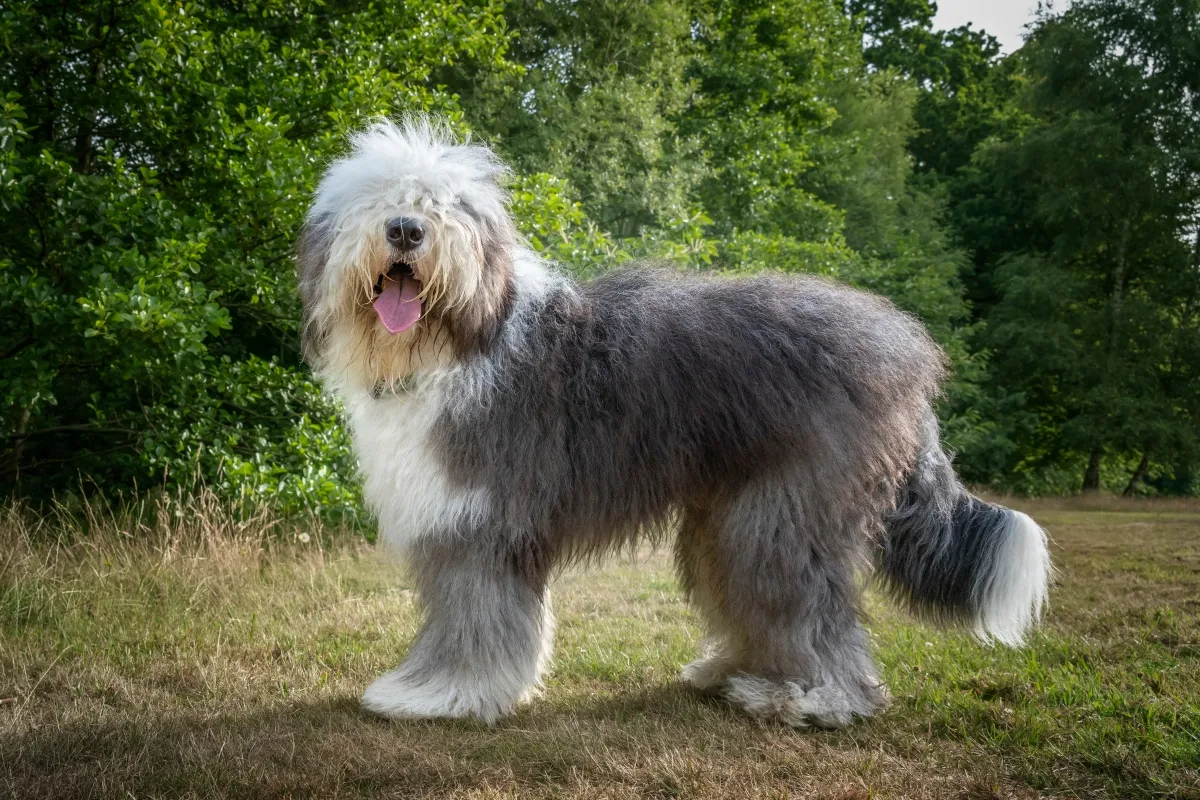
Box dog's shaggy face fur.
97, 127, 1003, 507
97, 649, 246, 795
298, 119, 1051, 729
298, 119, 517, 390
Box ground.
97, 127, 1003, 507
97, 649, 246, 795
2, 495, 1198, 799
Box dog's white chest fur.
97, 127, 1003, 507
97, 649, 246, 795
345, 380, 490, 549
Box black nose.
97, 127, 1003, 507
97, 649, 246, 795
385, 217, 426, 251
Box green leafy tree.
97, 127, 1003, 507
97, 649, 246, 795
0, 0, 512, 514
7, 0, 1194, 510
682, 0, 856, 241
850, 0, 1022, 179
451, 0, 705, 238
801, 75, 1002, 463
849, 0, 1029, 326
961, 0, 1200, 492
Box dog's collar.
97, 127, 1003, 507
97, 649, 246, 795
371, 375, 419, 399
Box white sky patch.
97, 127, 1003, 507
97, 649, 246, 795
933, 0, 1045, 54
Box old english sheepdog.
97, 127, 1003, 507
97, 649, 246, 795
296, 119, 1051, 729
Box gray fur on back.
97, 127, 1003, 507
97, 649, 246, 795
436, 267, 944, 554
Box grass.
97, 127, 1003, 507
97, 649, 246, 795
2, 493, 1198, 799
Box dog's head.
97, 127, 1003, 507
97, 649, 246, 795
298, 118, 516, 389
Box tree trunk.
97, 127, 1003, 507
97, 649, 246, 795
74, 59, 105, 174
1192, 227, 1200, 277
1082, 447, 1103, 493
1108, 217, 1131, 358
1123, 450, 1152, 496
1085, 219, 1131, 497
4, 404, 31, 485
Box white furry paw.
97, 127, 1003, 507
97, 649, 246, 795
682, 640, 740, 692
361, 668, 521, 724
723, 675, 856, 729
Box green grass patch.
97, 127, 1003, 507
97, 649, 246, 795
2, 498, 1198, 798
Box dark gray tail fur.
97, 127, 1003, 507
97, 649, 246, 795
878, 416, 1051, 646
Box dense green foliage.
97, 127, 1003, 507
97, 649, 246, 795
959, 0, 1200, 493
2, 0, 1198, 514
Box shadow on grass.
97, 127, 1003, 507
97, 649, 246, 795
3, 685, 782, 799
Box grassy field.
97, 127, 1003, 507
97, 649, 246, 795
2, 493, 1198, 799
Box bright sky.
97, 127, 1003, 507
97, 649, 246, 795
933, 0, 1045, 54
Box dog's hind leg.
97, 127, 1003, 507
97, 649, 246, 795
362, 531, 555, 723
688, 475, 890, 729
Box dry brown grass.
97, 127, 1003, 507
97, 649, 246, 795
979, 491, 1200, 515
1, 493, 1197, 799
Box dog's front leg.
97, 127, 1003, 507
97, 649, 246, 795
362, 532, 555, 723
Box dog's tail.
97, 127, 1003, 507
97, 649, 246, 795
877, 415, 1051, 646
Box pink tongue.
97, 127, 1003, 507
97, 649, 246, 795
372, 276, 423, 333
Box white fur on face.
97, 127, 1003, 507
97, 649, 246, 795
305, 118, 512, 388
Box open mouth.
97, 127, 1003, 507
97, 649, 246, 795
372, 261, 424, 334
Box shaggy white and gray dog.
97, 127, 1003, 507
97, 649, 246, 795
297, 119, 1051, 728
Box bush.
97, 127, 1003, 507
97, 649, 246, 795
0, 1, 512, 517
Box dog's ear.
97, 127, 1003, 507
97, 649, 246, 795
445, 213, 516, 359
296, 212, 334, 363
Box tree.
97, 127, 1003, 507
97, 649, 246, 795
6, 0, 1194, 508
450, 0, 705, 238
681, 0, 857, 241
0, 0, 513, 513
850, 0, 1022, 180
962, 0, 1200, 492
